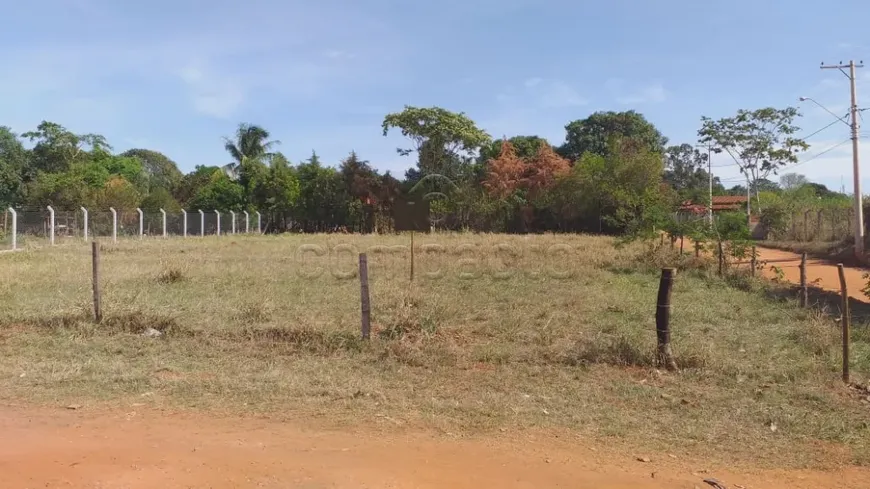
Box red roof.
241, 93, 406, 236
679, 196, 748, 214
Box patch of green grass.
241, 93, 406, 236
0, 233, 868, 468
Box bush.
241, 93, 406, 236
714, 211, 750, 241
760, 203, 789, 238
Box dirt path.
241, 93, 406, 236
753, 246, 870, 302
1, 405, 867, 489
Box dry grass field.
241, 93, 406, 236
1, 233, 869, 468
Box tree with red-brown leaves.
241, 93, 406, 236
482, 139, 525, 199
524, 143, 570, 199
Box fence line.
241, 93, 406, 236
1, 207, 264, 250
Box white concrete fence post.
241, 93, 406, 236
80, 207, 89, 241
137, 208, 144, 239
230, 211, 236, 234
46, 206, 55, 245
110, 207, 117, 243
8, 208, 16, 251
182, 210, 187, 237
160, 209, 167, 238
215, 210, 221, 237
243, 211, 250, 233
198, 209, 205, 237
256, 211, 262, 234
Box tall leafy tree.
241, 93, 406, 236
295, 152, 349, 230
574, 137, 672, 234
382, 105, 490, 182
222, 123, 279, 187
478, 135, 551, 164
698, 107, 809, 210
120, 149, 183, 192
22, 121, 109, 173
558, 111, 667, 162
339, 151, 380, 203
663, 143, 724, 202
0, 127, 30, 207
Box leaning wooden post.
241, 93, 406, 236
359, 253, 371, 340
750, 245, 757, 277
655, 268, 678, 371
694, 240, 700, 258
799, 252, 808, 307
837, 264, 850, 383
679, 236, 684, 254
717, 239, 724, 276
92, 241, 102, 323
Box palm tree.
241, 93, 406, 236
222, 123, 280, 180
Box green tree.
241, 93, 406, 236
698, 107, 809, 210
175, 166, 222, 205
222, 123, 279, 189
22, 121, 109, 173
250, 153, 300, 229
187, 172, 246, 211
295, 152, 349, 230
0, 127, 30, 207
478, 135, 551, 164
558, 111, 667, 162
575, 137, 672, 235
339, 151, 380, 202
140, 187, 182, 213
779, 173, 809, 191
382, 105, 490, 181
120, 149, 183, 192
662, 143, 724, 202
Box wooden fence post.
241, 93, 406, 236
92, 241, 102, 323
799, 253, 808, 307
656, 268, 678, 371
359, 253, 371, 340
717, 240, 724, 277
410, 231, 415, 282
750, 245, 757, 277
694, 240, 700, 258
837, 264, 850, 383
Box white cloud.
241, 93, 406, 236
498, 78, 587, 108
607, 79, 667, 105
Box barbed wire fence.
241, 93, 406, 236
1, 206, 263, 251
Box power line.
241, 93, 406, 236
801, 116, 848, 141
789, 138, 852, 169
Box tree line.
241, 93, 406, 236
0, 105, 845, 234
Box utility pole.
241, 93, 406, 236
822, 60, 864, 256
706, 145, 713, 226
696, 144, 715, 226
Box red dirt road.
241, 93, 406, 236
1, 405, 867, 489
754, 246, 870, 302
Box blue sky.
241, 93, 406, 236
2, 0, 870, 192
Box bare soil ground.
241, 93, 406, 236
2, 404, 868, 489
754, 245, 869, 301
